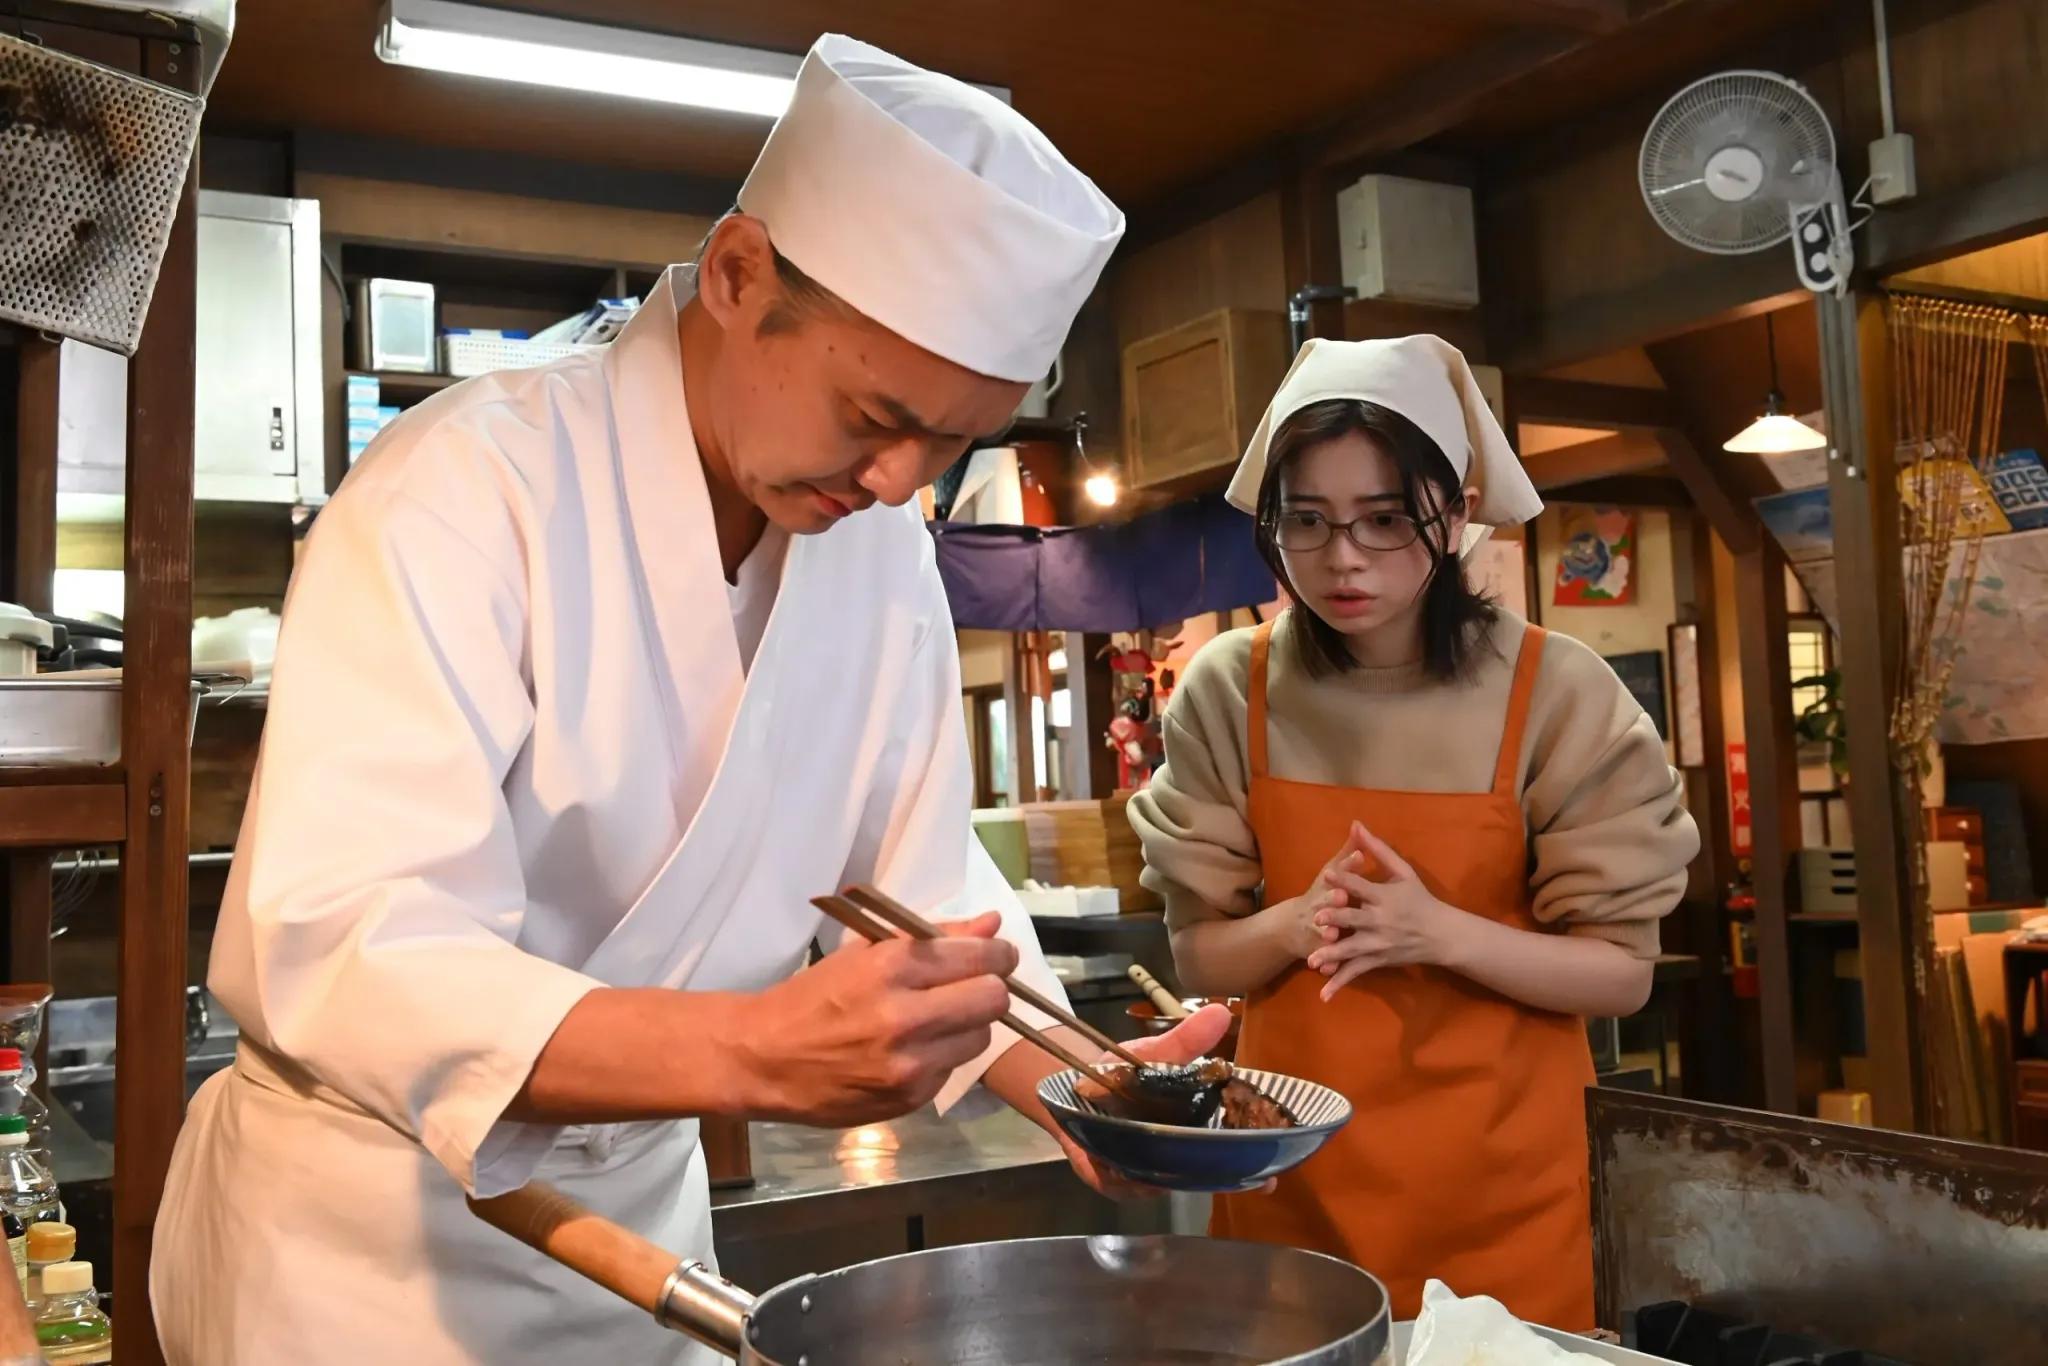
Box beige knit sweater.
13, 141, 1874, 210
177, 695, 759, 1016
1127, 609, 1697, 959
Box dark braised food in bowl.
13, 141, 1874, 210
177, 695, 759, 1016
1219, 1076, 1299, 1130
1076, 1058, 1300, 1129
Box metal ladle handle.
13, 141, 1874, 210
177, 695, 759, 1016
468, 1180, 753, 1358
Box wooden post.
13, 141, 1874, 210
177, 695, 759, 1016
113, 39, 199, 1358
1732, 537, 1803, 1114
5, 343, 61, 1053
1816, 290, 1924, 1132
1002, 635, 1035, 806
1060, 632, 1119, 800
10, 340, 59, 613
1680, 514, 1740, 1103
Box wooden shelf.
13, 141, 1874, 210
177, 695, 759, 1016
0, 774, 126, 848
0, 765, 123, 787
339, 241, 626, 310
350, 369, 460, 404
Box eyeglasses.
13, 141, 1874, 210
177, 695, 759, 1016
1271, 507, 1443, 553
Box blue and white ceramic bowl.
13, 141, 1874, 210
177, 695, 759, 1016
1037, 1066, 1351, 1194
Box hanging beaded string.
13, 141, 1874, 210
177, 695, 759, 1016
1882, 293, 2014, 772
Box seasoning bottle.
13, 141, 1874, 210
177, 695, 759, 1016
3, 1207, 22, 1295
0, 1115, 57, 1229
23, 1221, 74, 1308
0, 1049, 50, 1164
34, 1260, 111, 1361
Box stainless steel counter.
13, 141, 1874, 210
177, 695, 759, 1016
707, 1108, 1180, 1291
710, 1107, 1069, 1243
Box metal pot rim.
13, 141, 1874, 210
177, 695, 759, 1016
721, 1234, 1391, 1366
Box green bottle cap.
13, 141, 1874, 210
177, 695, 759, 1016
0, 1114, 26, 1135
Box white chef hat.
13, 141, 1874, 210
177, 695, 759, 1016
1225, 336, 1543, 556
736, 34, 1124, 383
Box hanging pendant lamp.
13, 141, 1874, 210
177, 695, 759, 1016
1724, 312, 1828, 454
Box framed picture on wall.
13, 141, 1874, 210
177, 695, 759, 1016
1668, 622, 1706, 768
1605, 650, 1668, 742
1553, 506, 1637, 607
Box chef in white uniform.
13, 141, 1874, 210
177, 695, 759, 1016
152, 33, 1229, 1364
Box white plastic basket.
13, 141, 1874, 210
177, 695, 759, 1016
441, 334, 605, 378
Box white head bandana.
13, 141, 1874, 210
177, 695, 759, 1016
1225, 335, 1542, 557
737, 34, 1125, 383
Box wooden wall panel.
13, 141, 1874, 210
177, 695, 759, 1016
1891, 235, 2048, 305
1481, 0, 2048, 370
59, 505, 294, 619
1873, 0, 2048, 203
1111, 191, 1288, 347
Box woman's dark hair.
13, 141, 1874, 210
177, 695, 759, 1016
1252, 398, 1497, 681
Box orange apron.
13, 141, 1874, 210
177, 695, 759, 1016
1213, 618, 1596, 1329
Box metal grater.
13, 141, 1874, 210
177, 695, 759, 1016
0, 30, 204, 354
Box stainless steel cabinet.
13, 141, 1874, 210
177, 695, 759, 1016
194, 192, 325, 502
56, 191, 327, 505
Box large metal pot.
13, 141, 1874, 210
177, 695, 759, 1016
473, 1183, 1391, 1364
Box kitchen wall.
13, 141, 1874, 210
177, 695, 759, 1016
957, 630, 1008, 689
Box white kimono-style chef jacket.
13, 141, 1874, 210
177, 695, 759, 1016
152, 269, 1068, 1364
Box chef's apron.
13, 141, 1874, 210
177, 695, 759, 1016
1212, 618, 1596, 1329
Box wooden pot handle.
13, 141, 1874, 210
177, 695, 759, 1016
468, 1180, 750, 1355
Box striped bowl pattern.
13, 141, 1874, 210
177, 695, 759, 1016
1037, 1066, 1352, 1193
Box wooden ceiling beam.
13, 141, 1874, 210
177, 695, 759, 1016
1131, 0, 1703, 246
1539, 474, 1695, 507
1648, 429, 1759, 554
1865, 151, 2048, 276
1306, 27, 1588, 174
1521, 431, 1668, 489
1400, 0, 1632, 34
1511, 376, 1680, 432
1496, 258, 1808, 376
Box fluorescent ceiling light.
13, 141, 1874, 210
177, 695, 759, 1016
376, 0, 1007, 118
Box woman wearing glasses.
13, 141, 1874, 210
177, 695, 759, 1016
1128, 336, 1697, 1329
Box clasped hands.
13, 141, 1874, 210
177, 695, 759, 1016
1287, 820, 1463, 1002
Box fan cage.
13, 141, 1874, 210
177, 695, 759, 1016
1639, 69, 1835, 256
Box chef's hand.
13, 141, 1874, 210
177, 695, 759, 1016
733, 912, 1017, 1126
1050, 1005, 1275, 1199
1306, 821, 1462, 1001
1279, 830, 1371, 960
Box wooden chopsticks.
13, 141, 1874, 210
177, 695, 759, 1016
839, 883, 1147, 1068
810, 883, 1148, 1086
811, 894, 1103, 1079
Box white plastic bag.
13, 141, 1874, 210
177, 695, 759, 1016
1406, 1280, 1611, 1365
